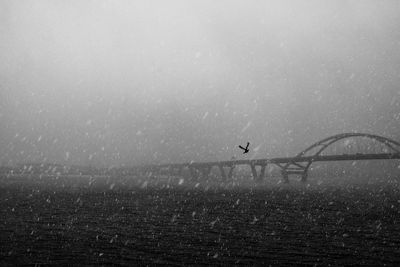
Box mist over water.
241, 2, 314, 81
1, 2, 400, 265
1, 0, 400, 167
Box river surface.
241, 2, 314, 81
1, 175, 400, 265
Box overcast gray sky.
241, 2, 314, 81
1, 0, 400, 166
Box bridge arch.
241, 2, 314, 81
282, 133, 400, 182
296, 133, 400, 158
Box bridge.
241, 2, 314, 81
122, 133, 400, 183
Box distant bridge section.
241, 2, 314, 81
120, 133, 400, 183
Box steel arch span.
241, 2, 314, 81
281, 133, 400, 182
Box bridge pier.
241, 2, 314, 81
258, 164, 266, 182
146, 170, 154, 178
200, 166, 212, 179
227, 165, 235, 180
218, 165, 227, 181
281, 170, 289, 183
189, 166, 199, 180
175, 166, 183, 177
164, 167, 171, 176
301, 171, 308, 182
188, 165, 215, 180
250, 163, 267, 182
250, 163, 258, 181
280, 168, 308, 183
218, 165, 236, 181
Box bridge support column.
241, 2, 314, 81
219, 165, 235, 181
189, 167, 199, 180
250, 164, 257, 181
301, 170, 308, 183
218, 165, 227, 181
173, 166, 184, 177
281, 170, 289, 183
145, 169, 151, 178
257, 164, 266, 182
200, 166, 212, 179
227, 165, 235, 179
249, 163, 266, 182
281, 168, 308, 183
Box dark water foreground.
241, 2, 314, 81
1, 177, 400, 266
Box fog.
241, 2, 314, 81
1, 0, 400, 167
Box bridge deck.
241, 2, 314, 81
118, 152, 400, 183
144, 153, 400, 170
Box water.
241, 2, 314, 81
1, 175, 400, 265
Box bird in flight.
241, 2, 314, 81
238, 142, 250, 154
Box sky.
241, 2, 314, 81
1, 0, 400, 166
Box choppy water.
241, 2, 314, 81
1, 176, 400, 265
